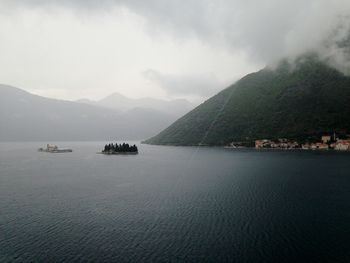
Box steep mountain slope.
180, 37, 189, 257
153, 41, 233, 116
0, 85, 173, 141
144, 55, 350, 146
78, 92, 195, 117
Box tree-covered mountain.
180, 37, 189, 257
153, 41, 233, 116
144, 54, 350, 146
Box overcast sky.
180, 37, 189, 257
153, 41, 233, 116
0, 0, 349, 102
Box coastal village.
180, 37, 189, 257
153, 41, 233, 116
254, 133, 350, 151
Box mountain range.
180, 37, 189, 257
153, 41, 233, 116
77, 92, 194, 117
0, 85, 193, 141
144, 54, 350, 146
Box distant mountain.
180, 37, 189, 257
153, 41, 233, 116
144, 54, 350, 146
78, 92, 194, 117
0, 85, 175, 141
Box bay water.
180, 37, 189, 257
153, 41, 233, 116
1, 142, 350, 262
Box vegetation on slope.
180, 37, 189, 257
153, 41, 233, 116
144, 54, 350, 146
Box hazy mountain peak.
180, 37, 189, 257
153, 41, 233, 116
0, 84, 31, 96
0, 85, 180, 141
77, 91, 195, 117
104, 92, 129, 99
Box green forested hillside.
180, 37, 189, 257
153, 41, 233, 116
144, 55, 350, 146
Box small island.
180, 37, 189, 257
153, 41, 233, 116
100, 142, 138, 155
38, 144, 73, 153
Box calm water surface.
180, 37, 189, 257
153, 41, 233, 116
1, 142, 350, 262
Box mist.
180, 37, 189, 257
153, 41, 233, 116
0, 84, 196, 141
1, 0, 349, 101
3, 0, 350, 64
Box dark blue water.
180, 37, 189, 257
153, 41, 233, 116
1, 142, 350, 262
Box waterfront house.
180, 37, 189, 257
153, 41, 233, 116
301, 143, 310, 150
317, 143, 329, 150
309, 143, 329, 150
255, 139, 273, 149
321, 135, 332, 144
335, 140, 350, 151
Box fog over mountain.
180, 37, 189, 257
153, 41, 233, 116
0, 84, 186, 141
77, 92, 194, 117
3, 0, 350, 65
1, 1, 350, 101
145, 54, 350, 146
1, 1, 350, 142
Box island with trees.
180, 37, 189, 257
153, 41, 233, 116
101, 142, 138, 155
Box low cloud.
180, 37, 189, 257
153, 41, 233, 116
3, 0, 350, 70
1, 0, 350, 102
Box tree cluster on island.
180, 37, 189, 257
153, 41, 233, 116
102, 143, 138, 153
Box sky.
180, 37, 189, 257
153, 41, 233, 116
0, 0, 349, 102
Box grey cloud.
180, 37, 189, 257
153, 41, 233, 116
3, 0, 350, 72
143, 69, 223, 97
